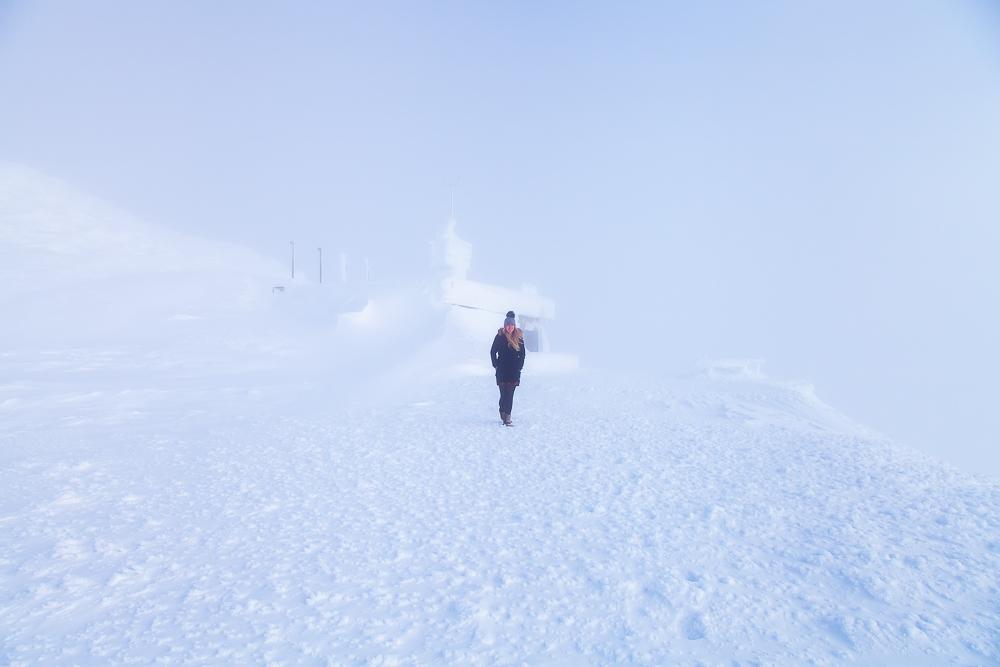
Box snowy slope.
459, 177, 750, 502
2, 358, 998, 665
0, 162, 289, 346
0, 162, 286, 280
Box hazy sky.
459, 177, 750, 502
2, 1, 999, 475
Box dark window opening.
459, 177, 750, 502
524, 328, 540, 352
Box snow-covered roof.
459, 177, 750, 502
442, 278, 556, 320
437, 220, 556, 320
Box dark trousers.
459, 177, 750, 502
498, 383, 517, 415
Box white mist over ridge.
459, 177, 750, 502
1, 164, 579, 387
2, 2, 999, 481
3, 162, 997, 481
0, 162, 285, 280
0, 163, 287, 347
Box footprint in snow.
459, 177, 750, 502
681, 611, 707, 640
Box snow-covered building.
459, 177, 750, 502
436, 220, 555, 354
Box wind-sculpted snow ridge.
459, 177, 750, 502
1, 367, 999, 665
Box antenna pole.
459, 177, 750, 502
290, 241, 295, 280
449, 177, 460, 219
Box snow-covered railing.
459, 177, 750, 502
700, 358, 765, 379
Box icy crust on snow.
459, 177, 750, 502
2, 369, 999, 665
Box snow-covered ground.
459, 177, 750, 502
2, 165, 1000, 664
2, 347, 999, 665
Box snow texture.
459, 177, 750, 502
2, 356, 999, 665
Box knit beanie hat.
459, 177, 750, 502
504, 310, 516, 327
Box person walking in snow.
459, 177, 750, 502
491, 310, 526, 426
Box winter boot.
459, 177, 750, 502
502, 413, 513, 427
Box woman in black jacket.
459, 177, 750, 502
490, 310, 526, 426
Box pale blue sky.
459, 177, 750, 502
2, 1, 999, 474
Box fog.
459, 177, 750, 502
2, 1, 999, 476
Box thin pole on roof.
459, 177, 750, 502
450, 177, 460, 219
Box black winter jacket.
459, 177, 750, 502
491, 329, 526, 385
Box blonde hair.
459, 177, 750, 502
500, 327, 523, 352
